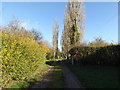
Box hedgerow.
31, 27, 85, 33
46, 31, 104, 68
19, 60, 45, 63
69, 45, 120, 65
1, 29, 50, 87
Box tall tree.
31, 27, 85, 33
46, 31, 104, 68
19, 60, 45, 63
52, 20, 59, 59
61, 0, 85, 59
68, 0, 85, 46
61, 8, 71, 59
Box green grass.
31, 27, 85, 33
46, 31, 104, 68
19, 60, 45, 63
68, 65, 120, 88
9, 81, 29, 88
48, 66, 66, 88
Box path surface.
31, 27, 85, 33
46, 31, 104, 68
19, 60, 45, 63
62, 64, 85, 88
31, 67, 54, 88
30, 61, 85, 88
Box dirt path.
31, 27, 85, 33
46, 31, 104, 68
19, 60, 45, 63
62, 64, 85, 88
31, 66, 54, 88
30, 61, 85, 88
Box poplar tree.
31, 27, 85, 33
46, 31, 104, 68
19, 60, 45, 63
61, 8, 71, 59
61, 0, 85, 59
52, 20, 59, 59
68, 0, 85, 47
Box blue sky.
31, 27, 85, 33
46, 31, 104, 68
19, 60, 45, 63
2, 2, 118, 50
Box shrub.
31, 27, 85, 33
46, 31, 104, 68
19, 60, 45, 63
46, 52, 52, 60
69, 45, 120, 65
1, 29, 49, 87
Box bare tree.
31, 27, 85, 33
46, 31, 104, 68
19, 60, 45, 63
7, 17, 23, 32
29, 28, 43, 42
52, 20, 59, 59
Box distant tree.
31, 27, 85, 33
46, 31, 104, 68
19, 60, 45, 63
89, 37, 109, 47
5, 17, 33, 40
6, 17, 43, 43
52, 20, 59, 59
80, 41, 88, 46
29, 28, 43, 42
7, 17, 23, 32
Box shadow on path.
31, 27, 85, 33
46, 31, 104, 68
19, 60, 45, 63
30, 60, 63, 89
46, 60, 85, 88
30, 66, 54, 89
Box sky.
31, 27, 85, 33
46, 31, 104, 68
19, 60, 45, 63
1, 2, 118, 50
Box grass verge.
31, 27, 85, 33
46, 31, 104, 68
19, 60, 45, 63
67, 64, 120, 88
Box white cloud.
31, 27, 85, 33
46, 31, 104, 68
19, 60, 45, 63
21, 19, 41, 31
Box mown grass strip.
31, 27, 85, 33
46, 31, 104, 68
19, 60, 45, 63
67, 65, 120, 88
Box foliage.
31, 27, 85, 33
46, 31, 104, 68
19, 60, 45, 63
46, 52, 52, 60
88, 37, 109, 47
8, 63, 49, 88
9, 81, 29, 88
1, 27, 50, 87
46, 49, 63, 60
61, 0, 85, 58
69, 45, 120, 65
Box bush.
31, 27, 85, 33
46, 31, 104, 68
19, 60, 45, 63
69, 45, 120, 65
46, 52, 52, 60
1, 29, 49, 87
10, 81, 29, 88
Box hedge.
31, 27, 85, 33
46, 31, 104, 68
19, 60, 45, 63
1, 29, 50, 87
69, 45, 120, 65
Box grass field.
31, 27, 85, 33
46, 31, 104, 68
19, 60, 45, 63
68, 65, 120, 88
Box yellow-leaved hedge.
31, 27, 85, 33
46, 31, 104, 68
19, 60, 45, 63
1, 29, 50, 87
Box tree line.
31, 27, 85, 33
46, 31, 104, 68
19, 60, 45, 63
52, 0, 110, 60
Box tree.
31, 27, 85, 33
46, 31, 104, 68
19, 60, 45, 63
80, 41, 88, 46
61, 6, 71, 59
89, 37, 109, 47
7, 17, 22, 31
29, 28, 43, 42
67, 0, 85, 46
52, 20, 59, 59
61, 0, 85, 59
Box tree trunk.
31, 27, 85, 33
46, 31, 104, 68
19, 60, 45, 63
72, 56, 74, 65
54, 51, 55, 59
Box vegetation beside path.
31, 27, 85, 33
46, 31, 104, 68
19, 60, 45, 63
64, 61, 120, 88
46, 60, 66, 88
8, 60, 65, 88
48, 65, 66, 88
8, 63, 50, 88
